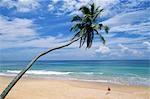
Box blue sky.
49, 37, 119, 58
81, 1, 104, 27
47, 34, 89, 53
0, 0, 150, 60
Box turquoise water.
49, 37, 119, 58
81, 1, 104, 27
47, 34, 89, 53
0, 60, 149, 86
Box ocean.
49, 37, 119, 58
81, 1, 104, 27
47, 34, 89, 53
0, 60, 149, 86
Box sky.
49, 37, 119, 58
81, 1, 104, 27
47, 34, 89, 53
0, 0, 150, 60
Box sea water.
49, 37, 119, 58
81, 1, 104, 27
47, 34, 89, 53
0, 60, 149, 86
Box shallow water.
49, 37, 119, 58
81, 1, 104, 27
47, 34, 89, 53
0, 60, 149, 86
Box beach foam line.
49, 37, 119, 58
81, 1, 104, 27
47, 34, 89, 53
0, 73, 17, 76
6, 70, 72, 75
5, 70, 104, 75
73, 72, 103, 75
1, 71, 150, 86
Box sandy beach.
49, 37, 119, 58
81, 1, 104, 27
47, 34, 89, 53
0, 76, 149, 99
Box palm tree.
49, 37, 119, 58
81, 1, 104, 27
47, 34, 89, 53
0, 3, 109, 99
70, 3, 109, 48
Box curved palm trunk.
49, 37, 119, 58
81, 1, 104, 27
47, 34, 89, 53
0, 39, 79, 99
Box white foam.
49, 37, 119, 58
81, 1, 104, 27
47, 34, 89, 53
81, 79, 108, 83
6, 70, 72, 75
75, 72, 94, 75
0, 73, 17, 76
72, 72, 104, 75
6, 70, 104, 75
98, 72, 104, 75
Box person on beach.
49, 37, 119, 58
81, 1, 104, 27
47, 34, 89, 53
106, 86, 111, 95
108, 86, 111, 91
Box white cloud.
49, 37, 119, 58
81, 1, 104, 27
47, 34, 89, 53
143, 41, 150, 50
99, 8, 150, 53
95, 45, 110, 54
110, 22, 150, 35
0, 16, 37, 40
0, 15, 76, 49
94, 43, 143, 58
0, 0, 40, 12
103, 9, 150, 26
118, 44, 141, 56
48, 4, 54, 11
101, 8, 150, 40
48, 0, 119, 16
107, 36, 147, 46
0, 15, 37, 48
18, 36, 69, 48
48, 0, 148, 17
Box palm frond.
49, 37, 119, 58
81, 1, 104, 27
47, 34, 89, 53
86, 32, 91, 48
90, 3, 95, 15
71, 31, 80, 40
99, 33, 106, 44
71, 28, 85, 40
79, 35, 86, 48
70, 23, 82, 32
92, 24, 99, 30
99, 24, 103, 30
79, 6, 90, 15
80, 35, 86, 47
98, 24, 109, 33
83, 15, 92, 22
93, 24, 109, 34
79, 37, 83, 48
86, 30, 94, 48
94, 29, 106, 44
103, 25, 109, 34
93, 9, 104, 21
71, 15, 82, 22
95, 6, 100, 12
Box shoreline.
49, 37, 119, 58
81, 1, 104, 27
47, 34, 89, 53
0, 74, 149, 87
0, 76, 149, 99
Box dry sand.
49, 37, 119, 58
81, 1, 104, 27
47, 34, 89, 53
0, 76, 149, 99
